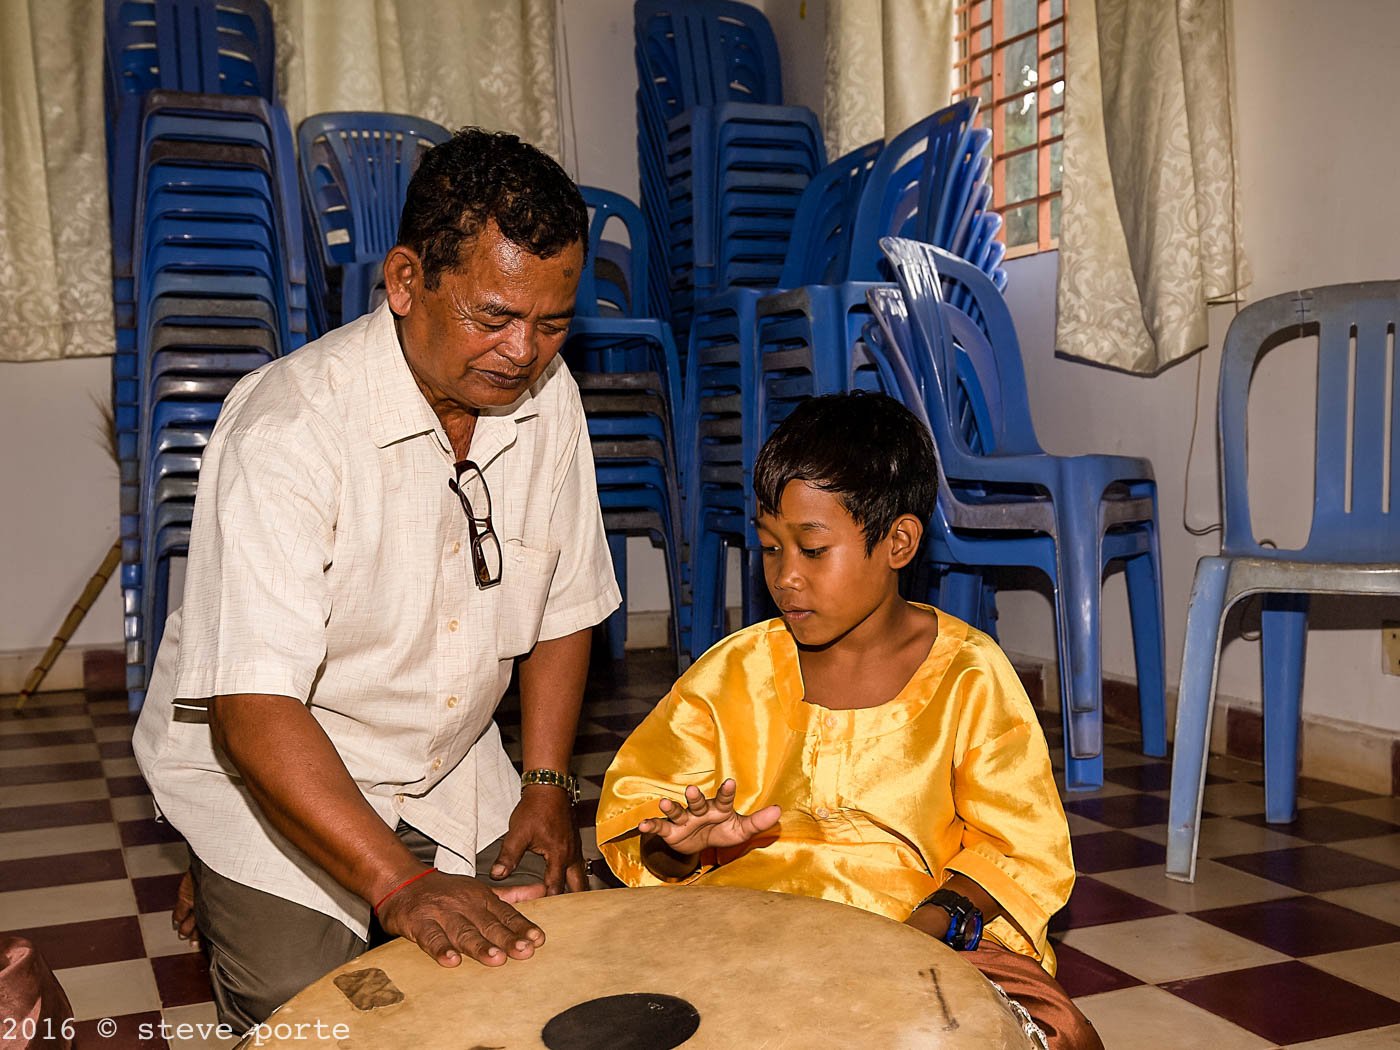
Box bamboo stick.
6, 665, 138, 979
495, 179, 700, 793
15, 539, 122, 711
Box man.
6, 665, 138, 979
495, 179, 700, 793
133, 128, 620, 1032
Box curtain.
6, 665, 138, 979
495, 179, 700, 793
822, 0, 955, 160
272, 0, 560, 159
1056, 0, 1248, 374
0, 1, 114, 363
0, 0, 559, 363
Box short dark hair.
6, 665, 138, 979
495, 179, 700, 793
397, 127, 589, 289
754, 392, 938, 553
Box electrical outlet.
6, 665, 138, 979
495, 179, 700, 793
1384, 623, 1400, 676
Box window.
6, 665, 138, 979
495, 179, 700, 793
954, 0, 1066, 256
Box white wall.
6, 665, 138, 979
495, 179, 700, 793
989, 0, 1400, 735
0, 356, 123, 653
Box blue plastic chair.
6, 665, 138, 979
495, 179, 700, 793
1166, 282, 1400, 881
296, 112, 451, 324
878, 238, 1167, 790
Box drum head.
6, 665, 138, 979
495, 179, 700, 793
252, 886, 1039, 1049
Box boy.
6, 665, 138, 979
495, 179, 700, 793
596, 393, 1102, 1050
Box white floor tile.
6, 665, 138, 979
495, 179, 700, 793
52, 958, 161, 1021
1058, 913, 1288, 984
1073, 985, 1275, 1050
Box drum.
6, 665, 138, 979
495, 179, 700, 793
245, 886, 1042, 1049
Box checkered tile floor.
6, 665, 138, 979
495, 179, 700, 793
3, 649, 1398, 1049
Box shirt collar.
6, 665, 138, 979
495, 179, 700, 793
363, 302, 544, 465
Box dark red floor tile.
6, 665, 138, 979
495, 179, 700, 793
132, 872, 185, 913
0, 702, 87, 722
574, 731, 626, 754
1191, 894, 1400, 956
150, 950, 215, 1009
1049, 941, 1143, 998
0, 728, 97, 750
1215, 844, 1400, 893
8, 916, 145, 969
1049, 876, 1172, 932
1164, 961, 1400, 1044
1297, 776, 1382, 804
1066, 830, 1166, 873
0, 798, 113, 831
1102, 762, 1228, 793
2, 761, 107, 786
73, 1009, 169, 1049
0, 849, 127, 891
91, 711, 140, 728
1235, 805, 1396, 843
98, 739, 136, 759
119, 818, 186, 847
106, 775, 152, 797
1063, 792, 1171, 829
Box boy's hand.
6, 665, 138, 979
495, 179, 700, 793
637, 779, 782, 855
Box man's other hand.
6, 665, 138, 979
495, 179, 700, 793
491, 784, 587, 894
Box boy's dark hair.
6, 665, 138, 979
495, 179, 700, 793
396, 127, 589, 289
754, 392, 938, 554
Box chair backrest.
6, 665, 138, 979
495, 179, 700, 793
1217, 282, 1400, 561
106, 0, 276, 100
297, 112, 451, 268
579, 187, 652, 318
634, 0, 781, 117
845, 98, 980, 281
778, 139, 883, 288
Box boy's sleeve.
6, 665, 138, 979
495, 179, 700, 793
942, 642, 1076, 961
595, 689, 720, 887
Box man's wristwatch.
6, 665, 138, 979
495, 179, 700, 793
520, 767, 580, 805
915, 888, 984, 951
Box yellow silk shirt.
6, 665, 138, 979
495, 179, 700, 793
596, 607, 1075, 973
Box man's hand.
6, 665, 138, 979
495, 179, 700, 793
638, 779, 782, 856
490, 785, 587, 895
172, 869, 198, 947
376, 869, 548, 967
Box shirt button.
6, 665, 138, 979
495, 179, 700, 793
446, 695, 459, 708
447, 619, 459, 633
823, 715, 837, 729
452, 541, 462, 555
815, 807, 830, 819
394, 794, 404, 804
431, 757, 443, 771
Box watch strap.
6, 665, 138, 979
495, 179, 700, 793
520, 767, 580, 804
916, 888, 984, 951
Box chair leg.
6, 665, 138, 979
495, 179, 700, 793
605, 533, 628, 662
978, 576, 1000, 641
1125, 548, 1168, 758
1261, 593, 1309, 824
1166, 557, 1233, 882
1053, 497, 1106, 764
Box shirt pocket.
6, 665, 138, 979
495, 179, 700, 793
495, 541, 562, 658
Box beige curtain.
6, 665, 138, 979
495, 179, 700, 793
272, 0, 560, 158
0, 1, 114, 363
0, 0, 559, 363
822, 0, 955, 159
1056, 0, 1248, 374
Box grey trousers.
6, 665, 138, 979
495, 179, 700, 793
189, 824, 546, 1034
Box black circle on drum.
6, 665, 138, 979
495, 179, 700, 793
541, 992, 701, 1050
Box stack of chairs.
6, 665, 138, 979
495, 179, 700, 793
865, 238, 1166, 791
682, 98, 1004, 658
297, 113, 452, 332
635, 0, 812, 339
105, 0, 304, 708
565, 189, 688, 664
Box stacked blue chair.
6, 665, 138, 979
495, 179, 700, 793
873, 238, 1167, 790
634, 0, 796, 333
1167, 282, 1400, 882
297, 113, 452, 331
565, 189, 688, 664
105, 1, 304, 708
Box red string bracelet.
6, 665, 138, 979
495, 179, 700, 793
373, 867, 437, 916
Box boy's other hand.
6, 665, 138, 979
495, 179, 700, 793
637, 779, 782, 855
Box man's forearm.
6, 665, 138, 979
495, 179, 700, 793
210, 693, 422, 906
515, 627, 592, 773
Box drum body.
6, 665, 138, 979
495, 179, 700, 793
248, 886, 1041, 1049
